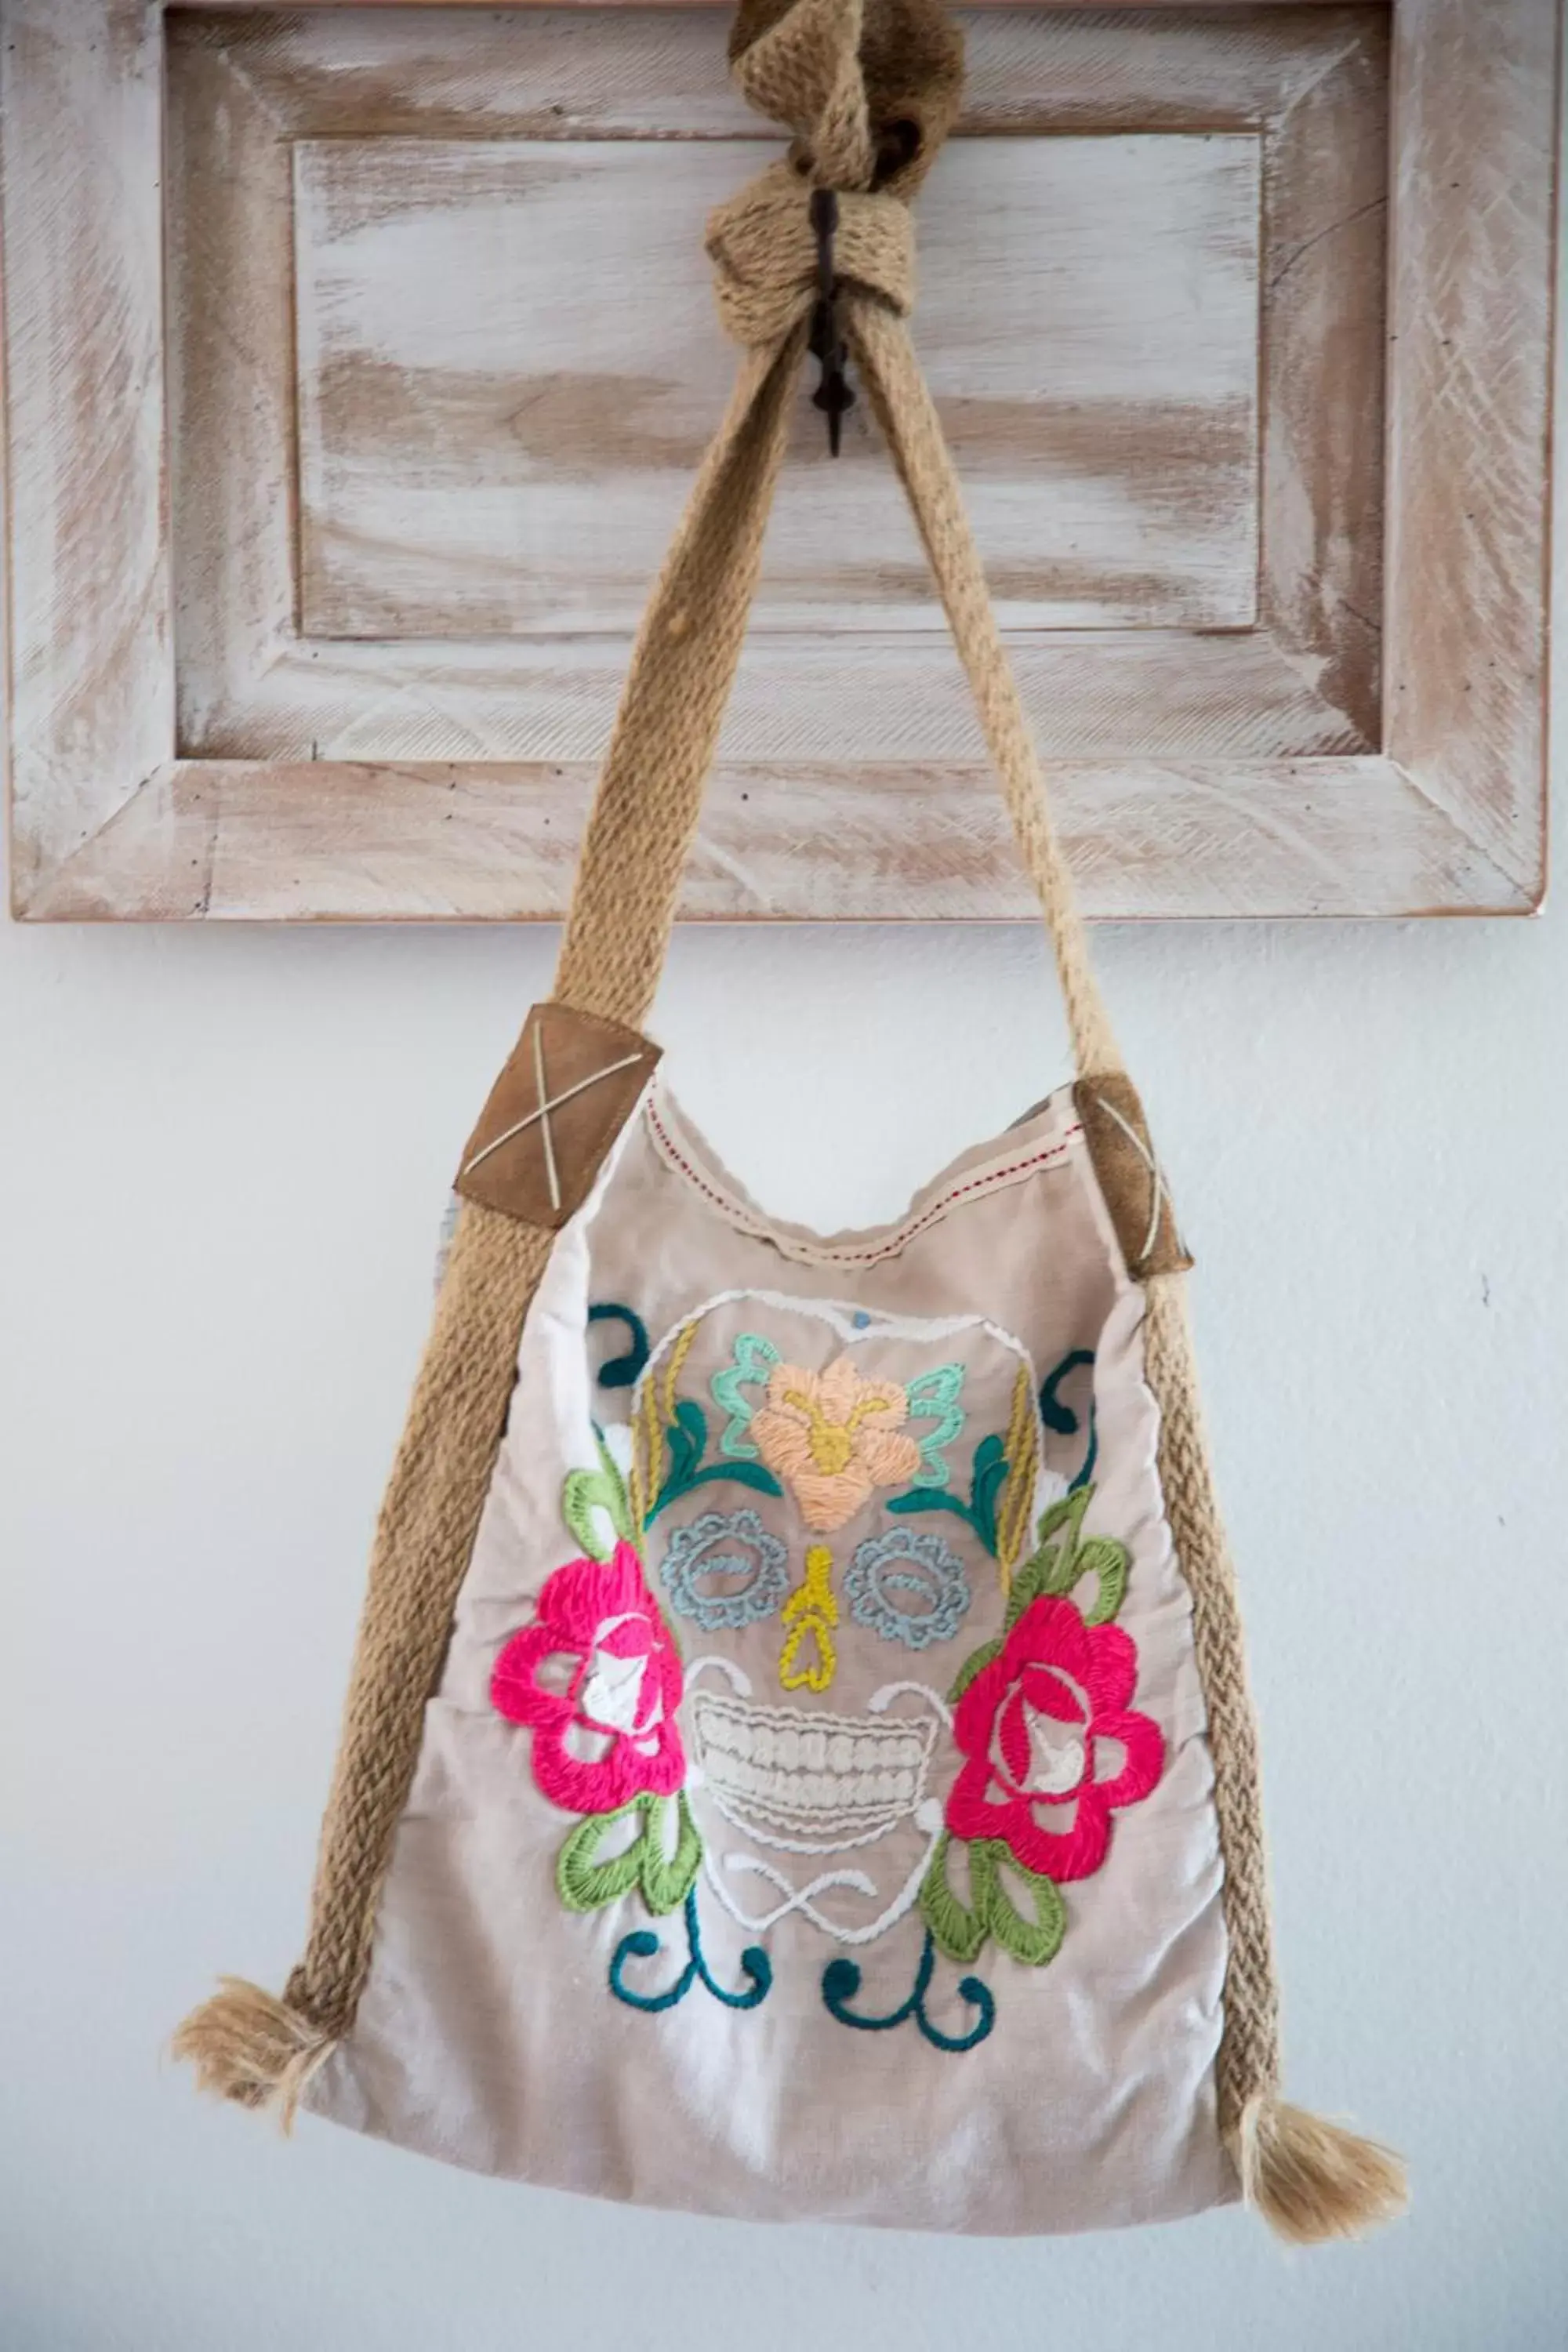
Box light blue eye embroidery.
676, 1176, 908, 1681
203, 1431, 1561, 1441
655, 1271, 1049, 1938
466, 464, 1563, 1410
659, 1510, 790, 1633
844, 1527, 971, 1651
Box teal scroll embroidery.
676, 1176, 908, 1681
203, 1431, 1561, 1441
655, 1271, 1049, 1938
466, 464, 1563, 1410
1040, 1348, 1097, 1493
821, 1933, 995, 2053
902, 1363, 967, 1489
609, 1889, 772, 2014
588, 1303, 651, 1391
710, 1333, 781, 1460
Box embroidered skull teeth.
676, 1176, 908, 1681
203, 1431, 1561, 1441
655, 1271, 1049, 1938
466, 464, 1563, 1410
691, 1690, 938, 1840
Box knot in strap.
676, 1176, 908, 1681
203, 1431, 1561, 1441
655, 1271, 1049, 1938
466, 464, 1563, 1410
728, 0, 964, 197
706, 162, 913, 348
706, 0, 962, 347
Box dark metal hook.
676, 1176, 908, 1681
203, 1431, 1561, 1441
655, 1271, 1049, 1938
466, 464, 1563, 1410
808, 187, 855, 457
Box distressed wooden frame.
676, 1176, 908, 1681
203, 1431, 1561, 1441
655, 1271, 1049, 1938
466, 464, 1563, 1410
2, 0, 1558, 921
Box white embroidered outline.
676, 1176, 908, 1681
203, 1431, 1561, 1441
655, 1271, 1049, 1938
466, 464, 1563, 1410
683, 1669, 955, 1947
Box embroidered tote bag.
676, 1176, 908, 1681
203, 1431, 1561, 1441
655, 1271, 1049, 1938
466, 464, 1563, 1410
177, 0, 1405, 2245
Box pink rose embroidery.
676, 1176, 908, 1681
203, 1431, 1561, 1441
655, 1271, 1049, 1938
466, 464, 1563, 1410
947, 1595, 1163, 1882
492, 1542, 685, 1813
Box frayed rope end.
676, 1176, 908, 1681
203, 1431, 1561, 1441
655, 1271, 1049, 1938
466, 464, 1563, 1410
171, 1978, 337, 2133
1236, 2094, 1408, 2245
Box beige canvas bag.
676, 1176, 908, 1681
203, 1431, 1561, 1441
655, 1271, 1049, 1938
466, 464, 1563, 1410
177, 0, 1406, 2245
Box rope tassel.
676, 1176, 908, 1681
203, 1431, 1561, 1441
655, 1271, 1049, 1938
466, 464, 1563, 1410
172, 1979, 336, 2132
1236, 2097, 1409, 2245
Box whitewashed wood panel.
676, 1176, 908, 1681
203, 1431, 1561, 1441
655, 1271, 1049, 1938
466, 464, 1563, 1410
169, 5, 1380, 765
183, 631, 1369, 765
27, 753, 1527, 924
0, 0, 170, 899
295, 131, 1261, 638
3, 2, 1554, 923
1384, 0, 1559, 892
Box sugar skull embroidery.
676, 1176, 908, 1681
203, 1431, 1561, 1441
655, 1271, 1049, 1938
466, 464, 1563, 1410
490, 1292, 1163, 2049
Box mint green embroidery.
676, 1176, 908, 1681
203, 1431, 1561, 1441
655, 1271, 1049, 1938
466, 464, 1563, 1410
557, 1792, 702, 1918
920, 1832, 1065, 1969
1008, 1485, 1127, 1627
903, 1363, 967, 1490
887, 1432, 1008, 1556
710, 1333, 781, 1460
562, 1431, 637, 1563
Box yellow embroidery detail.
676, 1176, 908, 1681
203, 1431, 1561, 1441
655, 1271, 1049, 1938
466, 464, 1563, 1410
662, 1319, 699, 1425
630, 1319, 699, 1528
779, 1544, 840, 1693
995, 1363, 1039, 1588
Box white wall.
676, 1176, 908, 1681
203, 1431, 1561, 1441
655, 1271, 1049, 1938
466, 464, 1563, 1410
4, 884, 1565, 2349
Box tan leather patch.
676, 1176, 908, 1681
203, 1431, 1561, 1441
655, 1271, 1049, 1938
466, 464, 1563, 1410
1074, 1074, 1193, 1280
455, 1003, 660, 1229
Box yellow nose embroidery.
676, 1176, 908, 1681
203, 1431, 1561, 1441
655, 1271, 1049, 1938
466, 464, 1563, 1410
785, 1388, 894, 1481
808, 1421, 853, 1475
779, 1544, 839, 1693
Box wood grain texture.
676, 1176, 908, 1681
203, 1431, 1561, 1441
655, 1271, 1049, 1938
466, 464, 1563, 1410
180, 630, 1370, 763
293, 131, 1262, 638
26, 753, 1530, 922
1384, 0, 1559, 898
5, 2, 1557, 923
1257, 5, 1388, 749
168, 7, 1383, 768
1, 0, 172, 899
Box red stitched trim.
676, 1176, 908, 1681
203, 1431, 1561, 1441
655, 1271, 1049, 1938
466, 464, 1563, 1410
644, 1099, 1083, 1267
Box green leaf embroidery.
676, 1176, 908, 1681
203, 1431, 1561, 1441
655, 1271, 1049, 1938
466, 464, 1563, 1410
919, 1831, 988, 1964
888, 1486, 971, 1526
888, 1431, 1009, 1558
1005, 1486, 1128, 1628
638, 1794, 703, 1916
648, 1394, 782, 1523
1035, 1490, 1088, 1548
1074, 1536, 1128, 1627
948, 1635, 1003, 1704
1003, 1559, 1044, 1628
561, 1431, 636, 1562
557, 1802, 648, 1911
968, 1435, 1008, 1555
978, 1842, 1065, 1968
666, 1399, 709, 1488
920, 1833, 1065, 1969
557, 1794, 702, 1918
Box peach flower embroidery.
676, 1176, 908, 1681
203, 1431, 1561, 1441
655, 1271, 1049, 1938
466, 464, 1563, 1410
750, 1356, 922, 1533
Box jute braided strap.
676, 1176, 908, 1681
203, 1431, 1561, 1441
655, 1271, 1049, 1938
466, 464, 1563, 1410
176, 0, 1404, 2243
